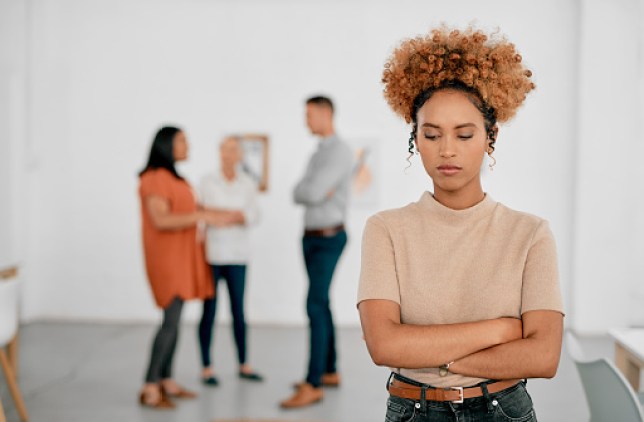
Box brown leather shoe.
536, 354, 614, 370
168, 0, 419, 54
293, 373, 341, 389
160, 384, 197, 399
280, 383, 324, 408
139, 391, 176, 409
321, 372, 341, 387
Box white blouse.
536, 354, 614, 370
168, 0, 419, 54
199, 170, 259, 265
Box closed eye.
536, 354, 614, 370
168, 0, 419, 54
458, 135, 474, 140
423, 133, 438, 140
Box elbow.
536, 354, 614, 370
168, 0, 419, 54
370, 348, 388, 367
541, 356, 560, 379
294, 194, 322, 206
365, 338, 397, 367
293, 188, 325, 205
150, 217, 179, 231
370, 351, 390, 368
534, 351, 560, 379
543, 369, 557, 379
538, 367, 557, 379
150, 218, 166, 231
293, 192, 307, 205
293, 185, 311, 204
541, 339, 563, 379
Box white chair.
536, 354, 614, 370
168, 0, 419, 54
566, 331, 644, 422
0, 276, 28, 422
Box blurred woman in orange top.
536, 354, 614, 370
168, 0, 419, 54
137, 126, 244, 409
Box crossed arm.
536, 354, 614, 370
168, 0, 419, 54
145, 196, 244, 230
293, 147, 351, 205
358, 299, 563, 380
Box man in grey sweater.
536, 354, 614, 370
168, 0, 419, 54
281, 96, 353, 408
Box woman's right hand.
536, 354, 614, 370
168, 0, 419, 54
200, 210, 243, 227
200, 210, 228, 227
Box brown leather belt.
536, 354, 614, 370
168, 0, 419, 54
304, 224, 345, 237
388, 377, 521, 404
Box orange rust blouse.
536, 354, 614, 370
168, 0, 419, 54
139, 168, 213, 308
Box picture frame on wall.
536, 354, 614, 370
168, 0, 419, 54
238, 134, 270, 192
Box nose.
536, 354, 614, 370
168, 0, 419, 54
439, 136, 457, 158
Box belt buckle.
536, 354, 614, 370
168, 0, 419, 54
450, 387, 464, 403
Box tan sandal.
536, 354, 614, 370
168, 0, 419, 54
161, 384, 197, 399
138, 390, 176, 409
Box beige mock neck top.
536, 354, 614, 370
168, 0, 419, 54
358, 192, 563, 387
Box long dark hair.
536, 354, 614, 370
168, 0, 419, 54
139, 126, 183, 179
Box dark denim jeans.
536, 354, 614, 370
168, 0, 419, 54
198, 264, 248, 367
303, 230, 347, 387
385, 374, 537, 422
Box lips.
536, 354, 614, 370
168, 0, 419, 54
437, 165, 462, 176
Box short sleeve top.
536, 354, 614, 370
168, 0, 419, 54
358, 192, 564, 387
139, 168, 213, 308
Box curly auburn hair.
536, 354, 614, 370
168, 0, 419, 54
382, 26, 535, 154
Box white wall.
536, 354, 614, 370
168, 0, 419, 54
0, 0, 27, 277
572, 0, 644, 334
12, 0, 581, 326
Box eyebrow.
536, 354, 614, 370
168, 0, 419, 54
421, 123, 477, 129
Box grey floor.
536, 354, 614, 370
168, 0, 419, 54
0, 322, 618, 421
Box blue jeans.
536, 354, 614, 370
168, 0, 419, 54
385, 374, 537, 422
303, 230, 347, 387
198, 265, 247, 367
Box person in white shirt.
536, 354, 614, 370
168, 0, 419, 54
198, 136, 263, 385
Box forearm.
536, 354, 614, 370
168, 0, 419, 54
294, 173, 340, 205
450, 311, 564, 379
293, 180, 324, 205
365, 319, 511, 369
203, 207, 232, 214
450, 336, 561, 379
152, 212, 200, 230
200, 208, 244, 226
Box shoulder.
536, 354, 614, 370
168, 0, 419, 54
495, 202, 547, 227
324, 137, 352, 158
140, 168, 176, 185
335, 138, 353, 155
236, 171, 254, 184
364, 202, 421, 232
139, 168, 185, 197
200, 172, 218, 186
238, 172, 259, 190
494, 202, 553, 240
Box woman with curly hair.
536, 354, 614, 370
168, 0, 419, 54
358, 27, 564, 421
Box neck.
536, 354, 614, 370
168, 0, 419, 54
432, 179, 485, 210
318, 127, 335, 138
222, 166, 236, 180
